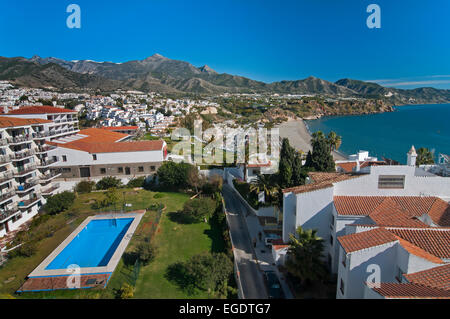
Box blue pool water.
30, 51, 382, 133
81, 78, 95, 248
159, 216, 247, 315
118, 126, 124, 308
45, 218, 133, 270
305, 104, 450, 163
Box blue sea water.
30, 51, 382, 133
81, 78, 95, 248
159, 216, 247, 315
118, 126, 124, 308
45, 218, 133, 270
305, 104, 450, 164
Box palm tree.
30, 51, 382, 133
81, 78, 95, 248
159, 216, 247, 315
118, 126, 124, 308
416, 147, 435, 166
249, 174, 278, 202
327, 131, 342, 151
285, 227, 327, 286
311, 131, 325, 144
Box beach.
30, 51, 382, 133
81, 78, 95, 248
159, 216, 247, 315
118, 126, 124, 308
276, 118, 347, 160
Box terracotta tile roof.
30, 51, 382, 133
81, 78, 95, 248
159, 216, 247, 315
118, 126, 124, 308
338, 228, 398, 253
101, 126, 139, 131
388, 228, 450, 259
404, 264, 450, 290
337, 161, 386, 173
283, 172, 363, 194
368, 198, 429, 228
0, 116, 52, 128
394, 236, 444, 264
334, 196, 449, 227
48, 128, 164, 154
247, 161, 271, 168
3, 106, 76, 114
369, 283, 450, 299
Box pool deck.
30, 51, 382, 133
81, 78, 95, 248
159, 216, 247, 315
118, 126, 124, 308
28, 211, 145, 279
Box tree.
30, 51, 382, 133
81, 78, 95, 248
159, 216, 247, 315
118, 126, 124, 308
285, 227, 327, 286
136, 240, 156, 265
117, 283, 134, 299
103, 187, 119, 207
44, 191, 76, 215
416, 147, 435, 166
307, 135, 335, 172
157, 161, 197, 190
327, 131, 342, 151
182, 198, 217, 222
75, 181, 95, 193
250, 174, 278, 203
96, 176, 122, 190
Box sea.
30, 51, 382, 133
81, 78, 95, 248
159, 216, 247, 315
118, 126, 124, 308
305, 104, 450, 164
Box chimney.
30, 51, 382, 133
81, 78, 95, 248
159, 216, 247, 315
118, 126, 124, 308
407, 145, 417, 166
355, 160, 361, 172
3, 105, 8, 114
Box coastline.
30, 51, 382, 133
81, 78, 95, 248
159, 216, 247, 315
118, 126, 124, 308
276, 118, 347, 161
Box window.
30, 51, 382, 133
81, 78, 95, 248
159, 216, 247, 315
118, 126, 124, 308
396, 266, 405, 282
342, 255, 346, 268
340, 279, 345, 295
330, 235, 334, 246
331, 215, 335, 229
62, 155, 67, 162
378, 175, 405, 189
150, 166, 156, 172
93, 154, 97, 161
138, 166, 144, 173
62, 168, 71, 173
100, 168, 106, 174
118, 167, 124, 174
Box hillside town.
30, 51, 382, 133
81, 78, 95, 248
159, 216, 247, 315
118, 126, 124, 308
0, 80, 449, 301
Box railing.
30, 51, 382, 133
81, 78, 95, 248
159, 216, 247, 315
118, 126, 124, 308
0, 190, 16, 203
38, 158, 59, 167
0, 154, 11, 164
18, 193, 41, 209
0, 172, 14, 183
37, 145, 57, 153
40, 169, 62, 181
42, 183, 60, 195
10, 149, 35, 160
14, 165, 37, 176
7, 135, 32, 144
16, 179, 39, 192
0, 206, 20, 222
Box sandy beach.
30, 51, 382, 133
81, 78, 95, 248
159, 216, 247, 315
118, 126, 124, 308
276, 118, 347, 161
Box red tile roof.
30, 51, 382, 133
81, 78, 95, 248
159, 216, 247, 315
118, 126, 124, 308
48, 128, 164, 154
3, 105, 76, 114
283, 172, 363, 194
388, 228, 450, 259
404, 264, 450, 291
101, 126, 139, 131
337, 161, 386, 173
0, 116, 52, 128
368, 198, 429, 228
369, 283, 450, 299
395, 236, 444, 264
338, 228, 398, 253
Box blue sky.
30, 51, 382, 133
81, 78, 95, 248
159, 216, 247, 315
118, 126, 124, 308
0, 0, 449, 88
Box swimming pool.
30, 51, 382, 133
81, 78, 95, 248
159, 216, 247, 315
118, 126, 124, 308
46, 218, 133, 270
28, 212, 144, 279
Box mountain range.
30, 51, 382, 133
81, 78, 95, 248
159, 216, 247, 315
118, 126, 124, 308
1, 54, 449, 104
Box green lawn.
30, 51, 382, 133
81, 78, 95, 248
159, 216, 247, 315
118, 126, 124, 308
0, 189, 226, 299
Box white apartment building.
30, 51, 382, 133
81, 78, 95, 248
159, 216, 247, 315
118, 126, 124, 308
48, 128, 167, 179
0, 116, 63, 238
280, 147, 450, 299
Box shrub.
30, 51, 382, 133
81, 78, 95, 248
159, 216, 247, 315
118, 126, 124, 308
127, 177, 146, 188
75, 181, 95, 193
136, 240, 156, 266
182, 198, 216, 222
153, 192, 165, 199
8, 242, 37, 258
44, 191, 76, 215
96, 176, 122, 190
157, 162, 198, 190
117, 283, 134, 299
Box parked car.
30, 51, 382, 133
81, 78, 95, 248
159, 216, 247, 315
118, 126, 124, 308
263, 270, 284, 299
264, 233, 281, 247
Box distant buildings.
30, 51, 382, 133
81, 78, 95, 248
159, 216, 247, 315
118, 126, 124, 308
280, 147, 450, 299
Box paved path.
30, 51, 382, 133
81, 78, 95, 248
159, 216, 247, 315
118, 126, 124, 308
223, 184, 294, 299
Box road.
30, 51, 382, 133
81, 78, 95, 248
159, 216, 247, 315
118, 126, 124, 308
222, 184, 268, 299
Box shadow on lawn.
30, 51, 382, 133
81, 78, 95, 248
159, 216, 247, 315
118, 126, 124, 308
166, 211, 196, 224
164, 262, 197, 296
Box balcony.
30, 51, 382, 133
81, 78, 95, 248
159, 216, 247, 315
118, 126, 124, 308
7, 135, 33, 145
10, 149, 35, 161
18, 194, 41, 209
0, 172, 14, 184
37, 158, 59, 168
0, 139, 8, 146
36, 145, 57, 153
14, 165, 37, 177
0, 190, 16, 204
0, 154, 11, 165
16, 179, 39, 193
0, 206, 20, 223
42, 183, 60, 196
40, 170, 62, 182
